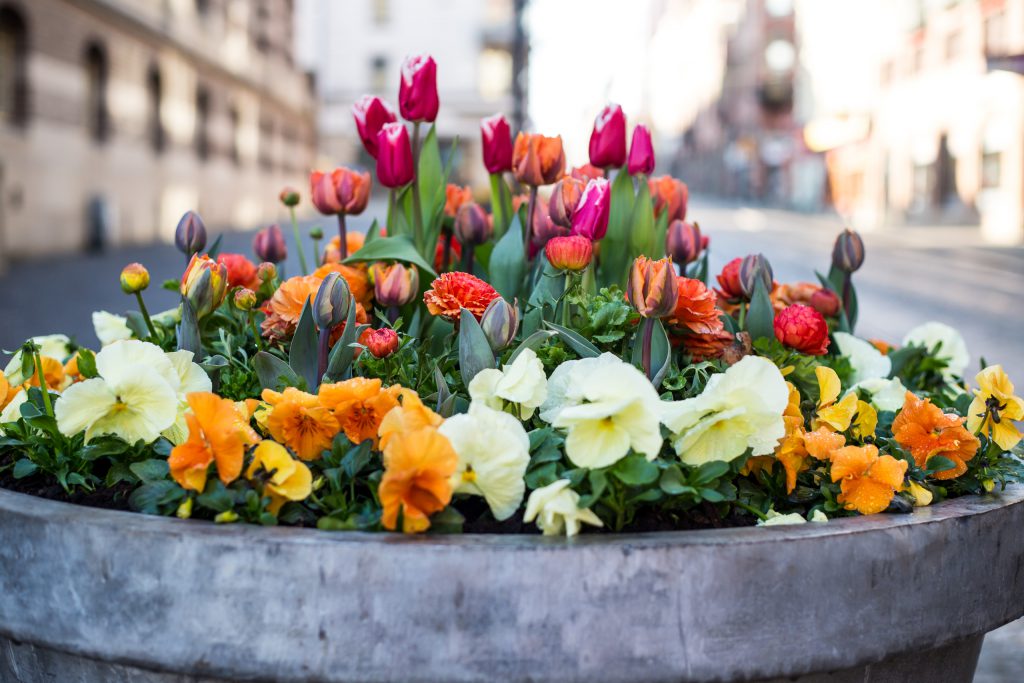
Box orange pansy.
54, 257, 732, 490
774, 382, 809, 493
891, 392, 980, 479
378, 426, 458, 533
168, 392, 260, 492
261, 387, 340, 461
830, 445, 908, 515
803, 427, 847, 460
0, 374, 22, 410
26, 356, 66, 391
377, 389, 443, 451
318, 378, 403, 447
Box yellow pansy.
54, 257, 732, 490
813, 366, 858, 432
245, 441, 314, 514
967, 365, 1024, 451
905, 481, 933, 507
850, 400, 878, 441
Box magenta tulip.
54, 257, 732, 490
481, 113, 513, 173
399, 55, 439, 123
570, 178, 611, 241
588, 103, 627, 168
627, 124, 655, 175
376, 122, 415, 188
352, 95, 397, 159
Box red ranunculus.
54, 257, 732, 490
716, 257, 744, 300
774, 304, 830, 355
423, 272, 500, 322
217, 253, 260, 290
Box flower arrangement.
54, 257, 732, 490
1, 56, 1021, 537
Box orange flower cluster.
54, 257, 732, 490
169, 393, 260, 491
892, 392, 979, 479
322, 233, 366, 265
665, 276, 732, 362
423, 271, 500, 322
261, 264, 370, 342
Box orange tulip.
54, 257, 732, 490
626, 256, 678, 318
260, 387, 340, 461
512, 132, 565, 186
169, 392, 260, 491
891, 392, 979, 479
830, 445, 907, 515
444, 184, 473, 218
648, 175, 688, 222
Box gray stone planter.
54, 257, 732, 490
1, 486, 1022, 683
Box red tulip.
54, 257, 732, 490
376, 122, 415, 188
774, 304, 830, 355
352, 95, 397, 159
716, 257, 744, 300
399, 55, 439, 123
588, 103, 627, 168
545, 235, 593, 272
627, 124, 655, 175
481, 113, 513, 174
665, 220, 702, 266
570, 178, 611, 241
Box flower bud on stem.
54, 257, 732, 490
135, 291, 158, 340
32, 349, 53, 417
289, 206, 310, 276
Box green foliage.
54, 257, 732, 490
575, 286, 639, 350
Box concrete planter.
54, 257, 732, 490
1, 487, 1022, 683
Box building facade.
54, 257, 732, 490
0, 0, 317, 263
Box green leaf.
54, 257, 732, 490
342, 235, 438, 278
598, 169, 637, 288
289, 299, 319, 391
76, 348, 98, 378
652, 210, 669, 260
129, 481, 184, 515
691, 460, 730, 486
508, 330, 556, 364
488, 213, 527, 301
659, 465, 692, 496
458, 309, 496, 385
578, 469, 608, 508
543, 320, 601, 358
611, 455, 660, 486
489, 172, 514, 238
206, 234, 224, 260
196, 482, 234, 513
129, 459, 170, 484
12, 458, 37, 479
253, 351, 301, 392
177, 298, 202, 356
126, 311, 149, 340
428, 506, 465, 534
628, 182, 655, 261
745, 276, 775, 341
341, 441, 374, 479
699, 487, 726, 503
631, 318, 672, 387
324, 302, 365, 383
925, 455, 957, 474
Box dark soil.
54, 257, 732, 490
0, 472, 134, 511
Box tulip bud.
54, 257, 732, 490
364, 327, 400, 359
665, 220, 702, 266
376, 122, 415, 189
627, 256, 678, 318
809, 288, 841, 317
399, 54, 439, 123
649, 176, 689, 223
832, 229, 865, 273
627, 124, 655, 175
529, 203, 569, 253
312, 272, 352, 331
512, 132, 565, 187
480, 297, 519, 351
279, 187, 300, 208
253, 225, 287, 264
174, 210, 207, 257
716, 257, 744, 300
257, 262, 277, 284
589, 103, 627, 168
234, 288, 257, 311
548, 177, 585, 229
481, 113, 513, 174
181, 254, 229, 319
570, 178, 611, 241
739, 253, 774, 300
352, 95, 397, 158
545, 235, 593, 272
454, 203, 493, 247
120, 263, 150, 294
370, 262, 419, 307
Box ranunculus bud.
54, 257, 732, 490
716, 257, 744, 300
649, 175, 689, 222
832, 229, 865, 273
774, 304, 830, 355
257, 262, 277, 284
234, 288, 257, 311
548, 177, 585, 229
253, 225, 287, 264
120, 263, 150, 294
809, 288, 841, 317
180, 254, 229, 319
570, 178, 611, 241
480, 297, 518, 351
398, 54, 439, 123
588, 103, 627, 168
665, 220, 702, 266
454, 203, 492, 247
352, 95, 397, 158
739, 253, 774, 299
174, 210, 207, 257
627, 124, 655, 175
364, 327, 400, 359
279, 187, 300, 208
370, 262, 419, 307
309, 226, 324, 240
545, 235, 593, 272
481, 113, 513, 174
512, 132, 565, 186
312, 272, 352, 331
627, 256, 678, 318
376, 122, 415, 188
310, 168, 370, 216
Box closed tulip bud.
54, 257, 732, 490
545, 235, 593, 272
665, 220, 702, 266
257, 262, 277, 284
832, 229, 865, 273
481, 113, 513, 173
627, 256, 678, 318
589, 103, 627, 168
454, 203, 492, 247
370, 262, 419, 307
739, 253, 774, 300
309, 226, 324, 240
253, 224, 287, 263
649, 175, 689, 223
480, 297, 519, 351
181, 254, 229, 319
627, 124, 655, 175
312, 272, 352, 330
279, 187, 300, 208
364, 327, 400, 359
570, 178, 611, 241
512, 132, 565, 186
120, 263, 150, 294
549, 177, 585, 229
376, 122, 415, 188
809, 288, 841, 317
174, 210, 207, 256
310, 168, 370, 216
234, 287, 257, 311
352, 94, 397, 158
399, 54, 439, 123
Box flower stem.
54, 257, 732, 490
337, 213, 348, 261
489, 172, 507, 238
735, 501, 768, 521
134, 292, 158, 340
525, 185, 538, 261
460, 243, 474, 273
411, 122, 425, 254
641, 316, 655, 379
248, 312, 263, 351
32, 351, 53, 417
316, 328, 331, 386
387, 305, 399, 325
289, 206, 309, 275
737, 302, 747, 331
387, 189, 396, 234
311, 236, 321, 268
560, 272, 574, 327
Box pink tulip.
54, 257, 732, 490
570, 178, 611, 241
481, 113, 513, 174
399, 55, 439, 123
588, 104, 626, 168
627, 124, 655, 175
375, 123, 415, 188
352, 95, 397, 159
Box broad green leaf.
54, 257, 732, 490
925, 455, 957, 474
253, 351, 301, 392
12, 458, 37, 479
75, 348, 98, 378
289, 299, 319, 391
578, 469, 608, 508
129, 459, 170, 484
652, 210, 669, 260
745, 276, 775, 341
691, 460, 730, 486
205, 234, 224, 260
343, 235, 437, 278
508, 330, 556, 364
458, 309, 496, 385
629, 181, 655, 260
176, 298, 201, 356
611, 455, 660, 486
598, 169, 636, 288
489, 172, 514, 238
543, 320, 601, 358
488, 213, 527, 301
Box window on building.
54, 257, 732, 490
982, 151, 1002, 189
370, 55, 388, 91
372, 0, 389, 25
84, 42, 110, 143
229, 105, 240, 165
147, 64, 164, 153
478, 48, 512, 100
0, 5, 29, 128
195, 86, 210, 160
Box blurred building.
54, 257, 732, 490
295, 0, 518, 188
0, 0, 316, 264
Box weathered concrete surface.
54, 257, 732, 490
0, 487, 1022, 683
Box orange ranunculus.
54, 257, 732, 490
772, 281, 820, 312
512, 132, 565, 186
322, 233, 366, 264
891, 392, 980, 479
26, 356, 67, 392
318, 378, 403, 448
830, 445, 908, 515
774, 382, 809, 493
667, 276, 724, 335
684, 328, 737, 362
444, 184, 473, 217
423, 271, 500, 322
626, 256, 678, 318
648, 175, 688, 222
377, 389, 443, 451
261, 270, 370, 342
378, 421, 457, 533
169, 392, 260, 491
260, 387, 340, 461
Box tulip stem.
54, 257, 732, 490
460, 244, 474, 274
641, 316, 655, 380
289, 207, 310, 275
387, 305, 399, 325
560, 273, 573, 327
489, 172, 508, 238
387, 189, 396, 234
737, 302, 747, 331
134, 292, 158, 340
316, 328, 331, 386
32, 351, 53, 417
441, 231, 454, 272
411, 122, 425, 254
336, 213, 349, 261
525, 185, 538, 261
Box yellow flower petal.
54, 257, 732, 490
816, 366, 842, 408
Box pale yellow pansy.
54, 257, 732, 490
92, 311, 133, 347
902, 321, 969, 379
468, 347, 547, 419
523, 479, 603, 537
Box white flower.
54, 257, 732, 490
660, 356, 789, 466
92, 311, 133, 346
163, 350, 213, 444
538, 353, 662, 469
468, 348, 547, 419
833, 332, 891, 384
849, 376, 908, 412
523, 479, 603, 537
439, 403, 530, 520
4, 334, 72, 384
809, 509, 828, 523
0, 391, 27, 431
757, 508, 829, 526
902, 322, 969, 379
